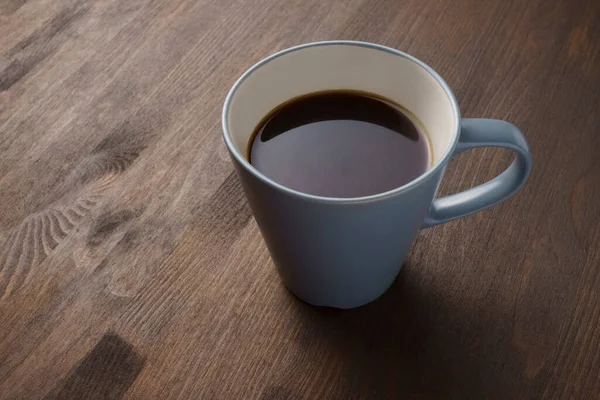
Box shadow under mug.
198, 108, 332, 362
222, 41, 532, 309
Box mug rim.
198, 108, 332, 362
222, 40, 461, 204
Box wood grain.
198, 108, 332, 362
1, 0, 599, 398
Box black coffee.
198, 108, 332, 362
249, 90, 430, 198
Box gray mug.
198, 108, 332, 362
222, 41, 532, 309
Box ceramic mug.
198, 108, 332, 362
222, 41, 532, 309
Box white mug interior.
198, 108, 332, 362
224, 41, 459, 193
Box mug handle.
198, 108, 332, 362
422, 118, 533, 228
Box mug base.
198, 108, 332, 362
282, 279, 395, 309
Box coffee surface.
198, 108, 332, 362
249, 91, 431, 198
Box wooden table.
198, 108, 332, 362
1, 0, 599, 398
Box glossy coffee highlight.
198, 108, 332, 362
248, 90, 431, 198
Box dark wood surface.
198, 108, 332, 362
1, 0, 599, 398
